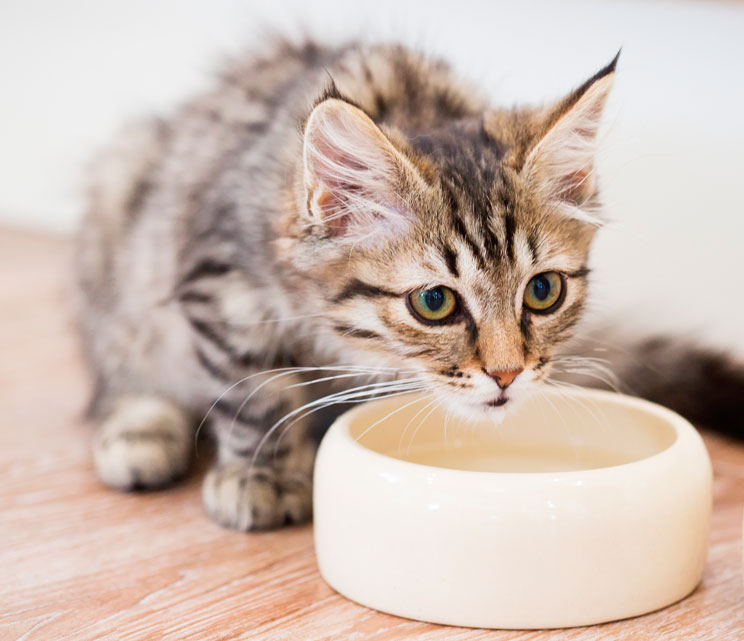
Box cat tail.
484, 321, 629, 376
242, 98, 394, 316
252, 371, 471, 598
554, 334, 744, 440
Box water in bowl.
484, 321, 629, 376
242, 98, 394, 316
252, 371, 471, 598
400, 439, 627, 473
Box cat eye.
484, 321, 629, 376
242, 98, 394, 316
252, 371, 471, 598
407, 286, 458, 323
523, 272, 564, 314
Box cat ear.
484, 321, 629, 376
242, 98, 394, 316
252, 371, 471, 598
522, 52, 619, 223
302, 96, 419, 240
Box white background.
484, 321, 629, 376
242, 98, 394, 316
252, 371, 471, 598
2, 0, 743, 349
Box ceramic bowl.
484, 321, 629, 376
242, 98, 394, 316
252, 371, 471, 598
313, 388, 712, 629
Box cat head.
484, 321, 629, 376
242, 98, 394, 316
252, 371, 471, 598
289, 55, 616, 419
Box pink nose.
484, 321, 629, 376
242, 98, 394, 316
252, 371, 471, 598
487, 368, 523, 389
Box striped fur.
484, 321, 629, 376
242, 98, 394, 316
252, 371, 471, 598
76, 39, 617, 531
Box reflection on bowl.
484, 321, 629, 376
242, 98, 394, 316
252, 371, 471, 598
313, 388, 712, 629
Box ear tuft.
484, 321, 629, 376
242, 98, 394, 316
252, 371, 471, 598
569, 49, 620, 103
312, 77, 363, 111
522, 53, 619, 223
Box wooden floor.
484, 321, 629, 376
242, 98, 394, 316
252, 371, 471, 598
2, 227, 743, 641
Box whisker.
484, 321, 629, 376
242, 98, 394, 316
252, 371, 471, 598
405, 399, 443, 455
397, 396, 438, 453
268, 377, 425, 460
195, 364, 416, 451
354, 393, 431, 444
271, 389, 431, 463
536, 387, 581, 464
443, 405, 454, 447
249, 382, 426, 470
288, 373, 419, 391
195, 366, 305, 448
544, 378, 613, 433
226, 372, 419, 445
550, 355, 625, 394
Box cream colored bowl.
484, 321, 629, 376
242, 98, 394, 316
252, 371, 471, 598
313, 388, 712, 629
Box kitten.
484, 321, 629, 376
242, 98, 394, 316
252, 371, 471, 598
73, 40, 725, 532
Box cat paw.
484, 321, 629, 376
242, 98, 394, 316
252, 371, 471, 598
93, 396, 192, 490
202, 463, 312, 531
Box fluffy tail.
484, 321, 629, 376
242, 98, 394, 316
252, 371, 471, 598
554, 336, 744, 439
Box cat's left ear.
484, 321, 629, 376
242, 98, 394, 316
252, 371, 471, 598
522, 52, 619, 219
302, 95, 424, 240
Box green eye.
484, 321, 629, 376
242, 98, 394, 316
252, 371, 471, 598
524, 272, 564, 313
408, 286, 458, 323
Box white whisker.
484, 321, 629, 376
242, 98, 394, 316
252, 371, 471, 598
354, 393, 431, 444
195, 364, 417, 452
405, 399, 442, 455
397, 396, 438, 453
249, 382, 426, 470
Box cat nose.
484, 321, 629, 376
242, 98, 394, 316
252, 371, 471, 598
487, 368, 524, 389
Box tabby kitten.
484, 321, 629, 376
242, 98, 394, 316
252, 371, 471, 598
76, 41, 617, 531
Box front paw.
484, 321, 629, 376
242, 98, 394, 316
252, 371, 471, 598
202, 463, 312, 531
93, 396, 191, 491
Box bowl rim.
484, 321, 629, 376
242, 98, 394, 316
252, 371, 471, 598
328, 388, 701, 481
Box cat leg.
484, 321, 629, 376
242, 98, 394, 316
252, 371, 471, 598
93, 395, 193, 490
202, 375, 316, 531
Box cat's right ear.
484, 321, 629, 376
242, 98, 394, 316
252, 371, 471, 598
302, 97, 421, 240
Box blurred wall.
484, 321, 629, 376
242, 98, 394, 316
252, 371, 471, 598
2, 0, 743, 347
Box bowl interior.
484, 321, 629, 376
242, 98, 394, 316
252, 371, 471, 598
348, 391, 678, 473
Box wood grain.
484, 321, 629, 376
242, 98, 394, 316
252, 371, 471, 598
1, 227, 743, 641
